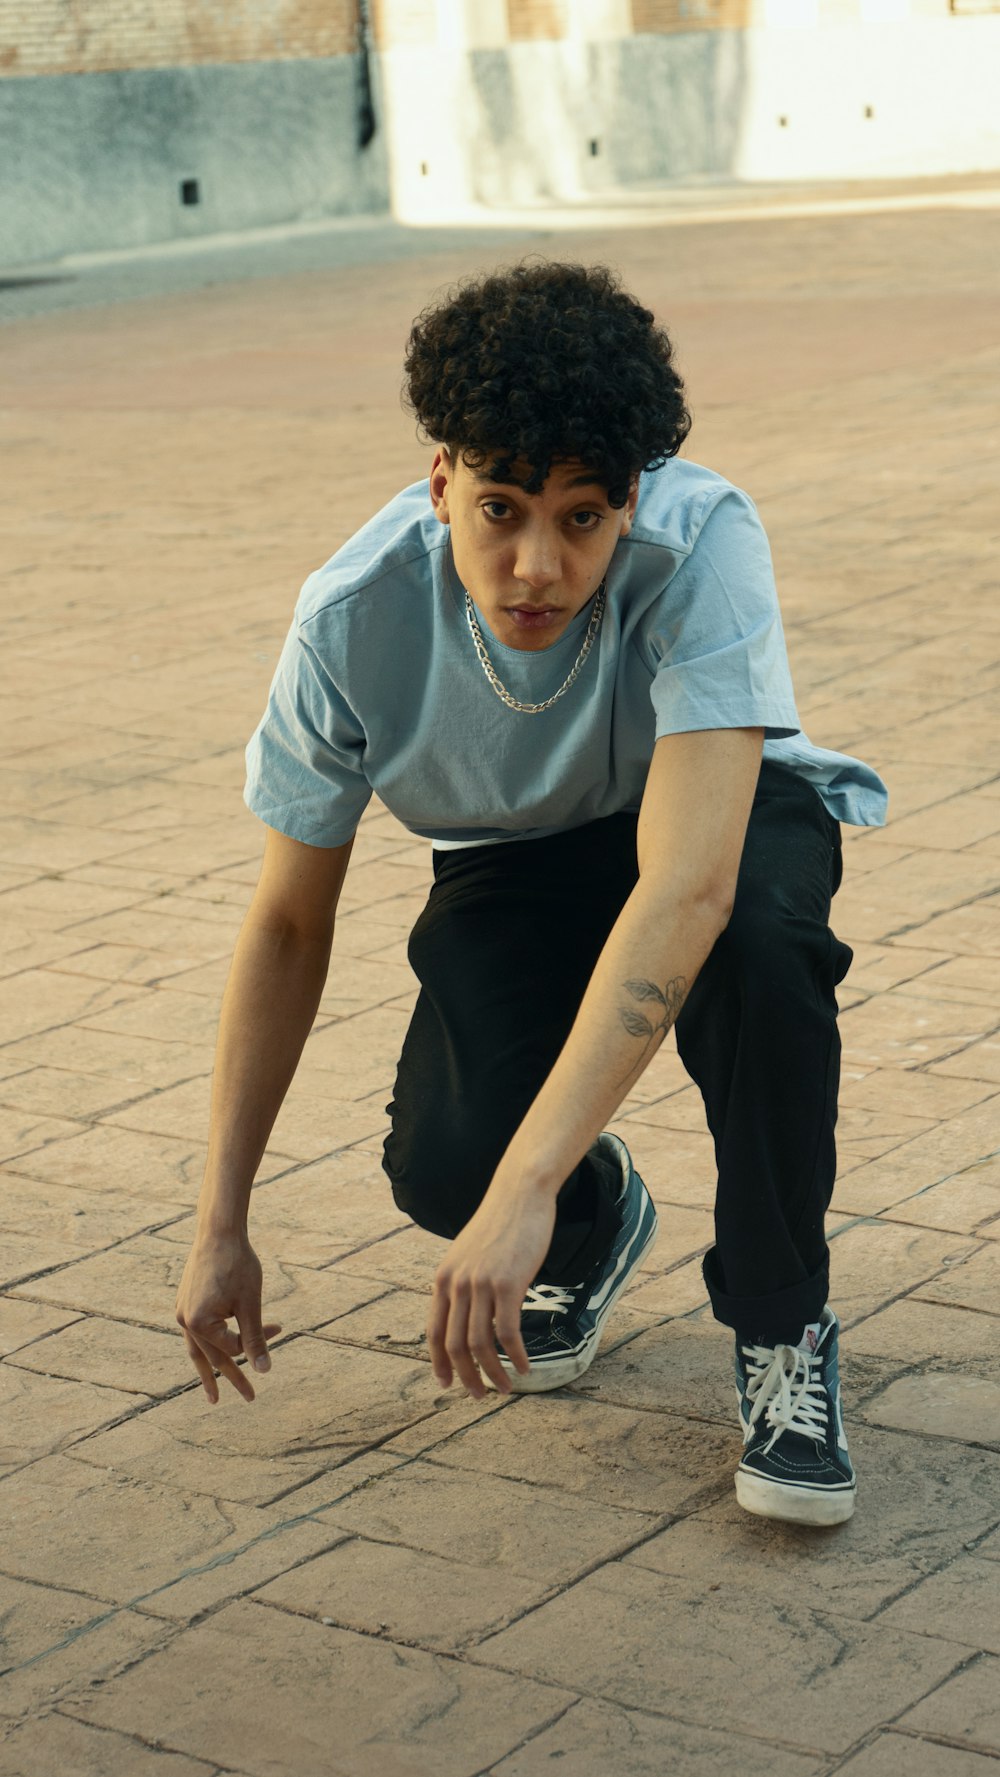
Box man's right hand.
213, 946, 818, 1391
175, 1231, 281, 1404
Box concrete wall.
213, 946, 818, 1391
0, 55, 389, 266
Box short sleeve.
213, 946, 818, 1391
647, 490, 801, 741
244, 618, 373, 846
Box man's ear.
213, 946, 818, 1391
618, 475, 640, 538
429, 446, 452, 525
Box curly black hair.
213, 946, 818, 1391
402, 259, 691, 510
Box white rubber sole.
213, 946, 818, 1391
735, 1467, 857, 1526
495, 1209, 659, 1394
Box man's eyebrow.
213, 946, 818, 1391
471, 470, 608, 493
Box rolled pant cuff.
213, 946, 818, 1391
702, 1246, 830, 1344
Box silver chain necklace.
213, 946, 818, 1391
464, 581, 607, 715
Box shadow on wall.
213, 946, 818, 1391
465, 29, 749, 205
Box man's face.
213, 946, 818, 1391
429, 447, 638, 652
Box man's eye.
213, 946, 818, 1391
482, 502, 511, 520
569, 511, 602, 530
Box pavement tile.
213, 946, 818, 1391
9, 1235, 383, 1335
488, 1696, 823, 1776
419, 1392, 738, 1515
847, 1298, 1000, 1363
915, 1241, 1000, 1315
5, 1125, 225, 1205
1, 818, 148, 872
255, 1535, 548, 1652
0, 968, 144, 1046
838, 1067, 992, 1120
266, 1082, 390, 1161
837, 1103, 938, 1165
0, 1065, 159, 1120
891, 901, 1000, 958
880, 1553, 1000, 1654
0, 878, 145, 930
79, 988, 224, 1045
66, 1597, 566, 1777
294, 1004, 415, 1083
563, 1316, 735, 1422
0, 1172, 184, 1251
97, 1076, 215, 1144
860, 1372, 1000, 1447
892, 955, 1000, 1006
0, 1024, 215, 1090
621, 1424, 1000, 1617
826, 1221, 978, 1327
0, 1453, 343, 1616
7, 1314, 200, 1397
899, 1655, 1000, 1754
0, 1295, 81, 1356
151, 1158, 410, 1267
880, 1169, 1000, 1236
0, 926, 120, 980
834, 1736, 1000, 1775
0, 1105, 87, 1163
476, 1563, 966, 1756
65, 1337, 443, 1505
621, 1256, 712, 1317
331, 1223, 450, 1293
838, 992, 998, 1073
0, 1230, 99, 1289
0, 1362, 145, 1475
0, 1578, 173, 1724
55, 905, 238, 961
931, 1036, 1000, 1086
315, 1457, 659, 1584
852, 761, 996, 824
0, 1714, 217, 1777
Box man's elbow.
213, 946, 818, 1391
637, 869, 737, 934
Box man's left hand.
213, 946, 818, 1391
427, 1180, 556, 1398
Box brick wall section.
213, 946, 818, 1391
0, 0, 358, 77
506, 0, 567, 37
630, 0, 751, 29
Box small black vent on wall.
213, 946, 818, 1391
180, 179, 201, 206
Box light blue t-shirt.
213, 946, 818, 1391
244, 460, 888, 848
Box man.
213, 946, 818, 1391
175, 261, 888, 1528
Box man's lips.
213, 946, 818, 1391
507, 605, 561, 629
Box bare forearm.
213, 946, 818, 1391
197, 917, 332, 1234
501, 880, 728, 1195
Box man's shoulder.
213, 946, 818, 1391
296, 480, 445, 628
629, 459, 757, 557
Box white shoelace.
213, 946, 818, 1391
742, 1340, 829, 1454
522, 1283, 577, 1316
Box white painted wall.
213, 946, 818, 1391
376, 13, 1000, 220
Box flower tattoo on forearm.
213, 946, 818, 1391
615, 975, 689, 1085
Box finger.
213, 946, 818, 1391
494, 1286, 531, 1377
444, 1286, 484, 1399
427, 1281, 453, 1388
237, 1309, 281, 1374
185, 1315, 243, 1359
183, 1331, 220, 1404
468, 1287, 510, 1396
191, 1331, 257, 1403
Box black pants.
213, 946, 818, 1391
382, 760, 854, 1343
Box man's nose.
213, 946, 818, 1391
513, 529, 560, 589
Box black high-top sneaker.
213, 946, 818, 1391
493, 1132, 658, 1393
734, 1307, 856, 1526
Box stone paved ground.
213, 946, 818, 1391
1, 188, 999, 1775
